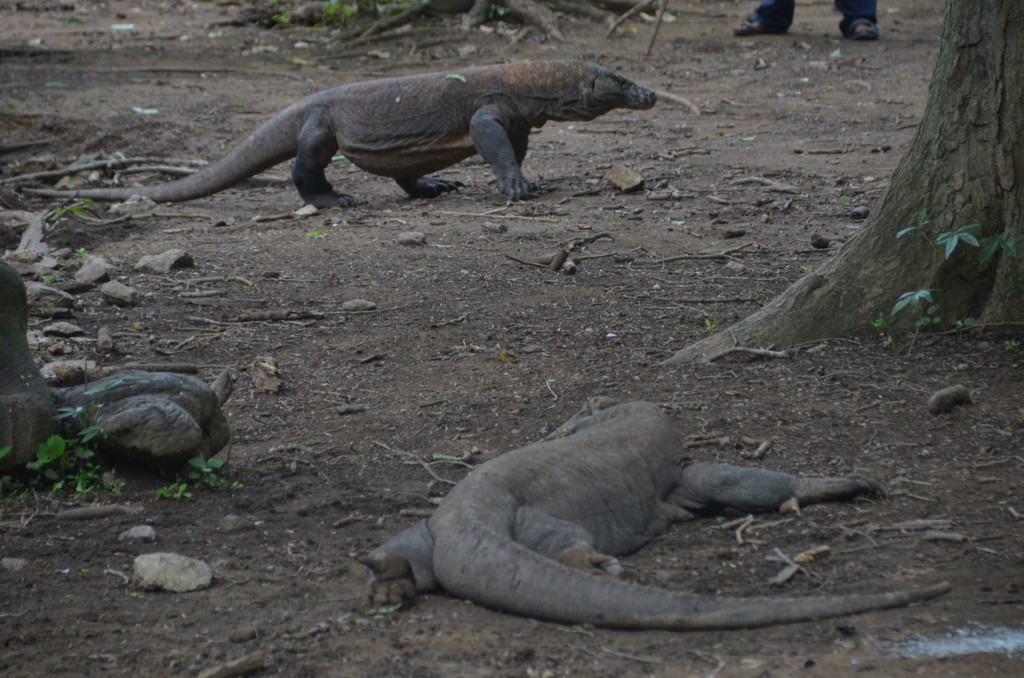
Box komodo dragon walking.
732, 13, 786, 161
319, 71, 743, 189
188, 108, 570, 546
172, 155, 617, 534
361, 400, 949, 630
29, 61, 655, 207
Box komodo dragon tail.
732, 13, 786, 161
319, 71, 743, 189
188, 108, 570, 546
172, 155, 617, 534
432, 521, 950, 630
27, 103, 310, 203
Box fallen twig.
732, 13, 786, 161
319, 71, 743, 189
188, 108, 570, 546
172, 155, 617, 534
439, 210, 560, 224
640, 242, 753, 265
5, 157, 165, 184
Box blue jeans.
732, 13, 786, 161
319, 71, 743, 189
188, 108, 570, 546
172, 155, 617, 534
753, 0, 878, 36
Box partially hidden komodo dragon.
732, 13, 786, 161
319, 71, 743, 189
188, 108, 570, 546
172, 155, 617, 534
361, 400, 950, 630
29, 61, 656, 207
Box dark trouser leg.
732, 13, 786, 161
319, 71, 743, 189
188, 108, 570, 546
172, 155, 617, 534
752, 0, 795, 33
836, 0, 878, 37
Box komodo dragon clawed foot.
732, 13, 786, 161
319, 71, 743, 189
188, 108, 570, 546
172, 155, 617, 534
363, 401, 949, 630
396, 176, 465, 199
358, 553, 416, 607
557, 547, 623, 575
298, 190, 357, 209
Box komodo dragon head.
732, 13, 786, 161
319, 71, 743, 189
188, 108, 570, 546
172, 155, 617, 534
526, 61, 657, 122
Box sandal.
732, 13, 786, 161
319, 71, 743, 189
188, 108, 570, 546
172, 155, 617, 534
847, 18, 879, 41
733, 18, 767, 36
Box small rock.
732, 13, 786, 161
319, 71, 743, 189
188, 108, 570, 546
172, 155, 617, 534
24, 282, 74, 313
99, 280, 141, 306
39, 359, 98, 386
109, 194, 157, 214
810, 233, 832, 249
97, 326, 115, 352
252, 357, 282, 394
1, 557, 28, 573
342, 298, 376, 312
120, 525, 157, 542
42, 321, 85, 337
722, 229, 747, 239
75, 254, 113, 284
457, 44, 478, 57
133, 552, 212, 592
293, 204, 318, 217
482, 221, 508, 234
228, 627, 259, 643
606, 165, 644, 193
851, 205, 870, 220
397, 231, 426, 246
134, 249, 195, 274
219, 514, 257, 533
725, 260, 746, 273
927, 384, 971, 415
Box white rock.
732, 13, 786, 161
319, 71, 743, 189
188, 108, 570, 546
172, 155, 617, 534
1, 557, 28, 573
119, 525, 157, 542
397, 231, 426, 246
134, 249, 194, 275
342, 298, 376, 312
99, 280, 141, 306
132, 552, 212, 592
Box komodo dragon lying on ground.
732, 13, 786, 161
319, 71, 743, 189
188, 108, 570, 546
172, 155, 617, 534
361, 400, 949, 630
29, 61, 655, 207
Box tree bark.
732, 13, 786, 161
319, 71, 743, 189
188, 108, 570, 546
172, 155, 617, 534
664, 0, 1024, 364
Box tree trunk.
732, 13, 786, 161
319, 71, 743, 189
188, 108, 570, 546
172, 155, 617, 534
664, 0, 1024, 364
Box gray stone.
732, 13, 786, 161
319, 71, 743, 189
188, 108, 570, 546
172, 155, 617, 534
134, 249, 195, 274
99, 280, 141, 306
342, 298, 376, 312
725, 260, 746, 273
397, 231, 425, 246
219, 514, 257, 533
119, 525, 157, 542
1, 557, 28, 573
39, 359, 98, 386
606, 165, 644, 193
132, 552, 212, 592
24, 282, 74, 312
75, 254, 113, 284
42, 321, 85, 337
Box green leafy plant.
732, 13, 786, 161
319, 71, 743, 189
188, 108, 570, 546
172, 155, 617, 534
704, 318, 716, 333
1004, 339, 1021, 353
155, 456, 240, 500
979, 225, 1021, 264
24, 434, 107, 497
155, 482, 192, 501
892, 289, 941, 332
935, 221, 981, 260
44, 199, 95, 222
322, 1, 361, 25
870, 313, 898, 349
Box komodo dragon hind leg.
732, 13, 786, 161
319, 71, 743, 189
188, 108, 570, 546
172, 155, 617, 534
513, 506, 622, 575
395, 176, 465, 199
674, 463, 886, 515
292, 107, 356, 208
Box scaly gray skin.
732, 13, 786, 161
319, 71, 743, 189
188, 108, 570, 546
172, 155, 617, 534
362, 400, 950, 630
29, 61, 656, 207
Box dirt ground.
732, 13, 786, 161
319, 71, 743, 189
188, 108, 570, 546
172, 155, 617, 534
2, 0, 1022, 676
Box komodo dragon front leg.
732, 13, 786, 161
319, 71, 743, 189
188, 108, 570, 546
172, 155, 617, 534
469, 107, 539, 201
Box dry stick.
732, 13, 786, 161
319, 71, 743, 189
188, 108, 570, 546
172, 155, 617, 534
83, 66, 305, 81
2, 157, 165, 184
642, 296, 759, 304
653, 90, 702, 117
0, 139, 49, 153
438, 210, 560, 224
641, 242, 753, 265
333, 26, 437, 52
605, 0, 656, 37
360, 2, 427, 37
505, 254, 547, 269
708, 345, 788, 362
645, 0, 667, 56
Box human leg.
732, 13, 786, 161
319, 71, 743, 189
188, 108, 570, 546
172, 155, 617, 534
836, 0, 879, 39
734, 0, 795, 35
